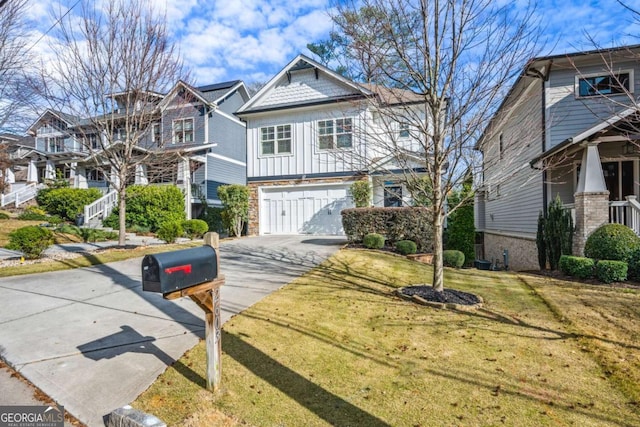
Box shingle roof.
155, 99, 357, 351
197, 80, 241, 104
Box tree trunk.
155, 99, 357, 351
432, 207, 444, 292
118, 188, 126, 246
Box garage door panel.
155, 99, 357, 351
261, 185, 353, 235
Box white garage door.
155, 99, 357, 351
261, 185, 354, 235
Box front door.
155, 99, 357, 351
602, 161, 634, 201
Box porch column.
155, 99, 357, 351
74, 166, 88, 189
27, 160, 38, 183
177, 158, 191, 219
573, 142, 609, 256
45, 161, 55, 181
135, 164, 148, 185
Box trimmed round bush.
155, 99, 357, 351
157, 221, 183, 244
595, 260, 628, 284
443, 249, 465, 268
395, 240, 417, 255
363, 233, 385, 249
6, 226, 54, 259
584, 224, 640, 261
558, 255, 595, 279
182, 219, 209, 239
0, 212, 10, 219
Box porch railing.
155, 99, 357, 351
563, 196, 640, 235
611, 196, 640, 235
83, 190, 118, 226
1, 183, 42, 207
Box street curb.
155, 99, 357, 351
105, 406, 166, 427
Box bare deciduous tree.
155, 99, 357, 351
41, 0, 188, 245
0, 0, 38, 132
329, 0, 542, 291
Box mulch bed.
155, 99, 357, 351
400, 285, 482, 305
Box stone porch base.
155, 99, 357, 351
483, 231, 539, 271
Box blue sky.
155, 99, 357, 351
23, 0, 640, 87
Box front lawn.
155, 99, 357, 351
134, 250, 640, 426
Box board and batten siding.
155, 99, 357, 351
246, 104, 368, 179
482, 80, 544, 236
545, 60, 640, 149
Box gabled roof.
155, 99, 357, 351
158, 80, 212, 110
476, 44, 640, 150
26, 109, 80, 135
159, 79, 250, 111
236, 54, 374, 115
530, 105, 640, 167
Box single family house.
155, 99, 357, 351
475, 45, 640, 270
236, 54, 426, 236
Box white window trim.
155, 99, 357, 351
258, 123, 294, 157
172, 117, 194, 144
574, 69, 634, 98
152, 122, 162, 146
316, 117, 354, 151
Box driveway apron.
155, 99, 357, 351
0, 235, 345, 427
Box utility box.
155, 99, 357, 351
142, 246, 217, 294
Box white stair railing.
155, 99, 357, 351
83, 190, 118, 225
625, 196, 640, 235
0, 183, 42, 207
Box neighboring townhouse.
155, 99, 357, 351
14, 80, 249, 220
0, 132, 36, 193
475, 45, 640, 270
236, 54, 425, 236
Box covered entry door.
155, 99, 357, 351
261, 185, 353, 235
602, 161, 634, 201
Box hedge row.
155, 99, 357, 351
559, 255, 629, 283
341, 207, 433, 252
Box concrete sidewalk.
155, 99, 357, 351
0, 235, 345, 426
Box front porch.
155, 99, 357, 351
542, 137, 640, 255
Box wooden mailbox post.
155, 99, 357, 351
142, 232, 225, 392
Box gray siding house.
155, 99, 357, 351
476, 45, 640, 270
16, 80, 249, 220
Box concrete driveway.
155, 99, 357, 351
0, 235, 345, 427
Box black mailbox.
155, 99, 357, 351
142, 246, 217, 294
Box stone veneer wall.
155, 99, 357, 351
247, 176, 367, 236
572, 192, 609, 257
483, 231, 539, 271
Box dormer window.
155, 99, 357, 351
576, 71, 633, 97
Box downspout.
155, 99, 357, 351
541, 78, 548, 212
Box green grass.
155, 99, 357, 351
0, 240, 202, 278
134, 250, 640, 426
